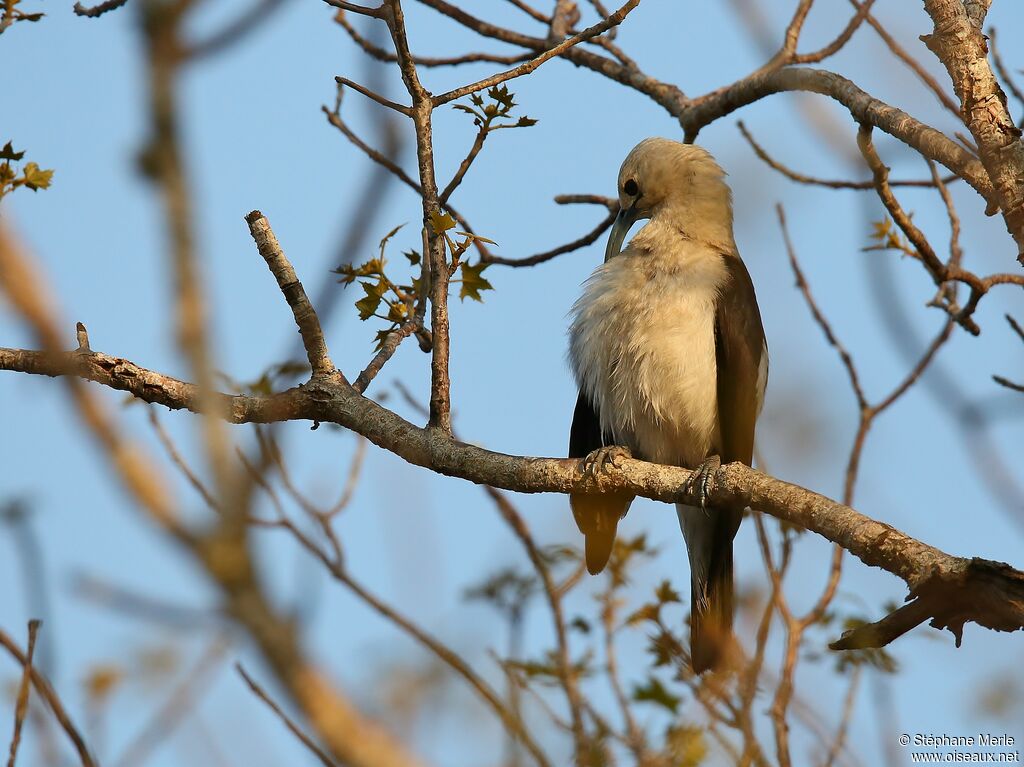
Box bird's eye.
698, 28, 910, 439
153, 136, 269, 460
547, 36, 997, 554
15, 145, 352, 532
623, 178, 639, 197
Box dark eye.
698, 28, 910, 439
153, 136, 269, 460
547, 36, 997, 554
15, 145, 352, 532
623, 178, 639, 197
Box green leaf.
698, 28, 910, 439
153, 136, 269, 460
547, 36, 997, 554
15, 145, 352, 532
0, 142, 25, 162
458, 260, 493, 302
354, 278, 387, 321
386, 301, 408, 323
403, 249, 421, 266
429, 210, 456, 234
22, 162, 53, 191
632, 676, 681, 714
516, 116, 538, 128
373, 328, 393, 352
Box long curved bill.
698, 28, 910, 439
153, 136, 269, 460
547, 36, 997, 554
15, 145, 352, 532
604, 204, 640, 262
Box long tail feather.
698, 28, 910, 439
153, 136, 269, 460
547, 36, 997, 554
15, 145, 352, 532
571, 493, 630, 574
690, 543, 734, 673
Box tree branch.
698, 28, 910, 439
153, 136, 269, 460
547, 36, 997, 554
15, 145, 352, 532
921, 0, 1024, 263
431, 0, 640, 106
4, 339, 1022, 649
245, 211, 339, 379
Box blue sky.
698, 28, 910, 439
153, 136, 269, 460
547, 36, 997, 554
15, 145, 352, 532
2, 1, 1024, 765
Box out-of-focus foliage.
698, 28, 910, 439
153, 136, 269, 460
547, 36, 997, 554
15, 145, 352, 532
0, 142, 53, 201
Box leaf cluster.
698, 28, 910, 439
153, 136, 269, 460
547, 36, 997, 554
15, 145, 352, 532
0, 0, 44, 32
335, 224, 423, 350
865, 216, 914, 257
428, 211, 495, 302
452, 84, 538, 131
0, 141, 53, 201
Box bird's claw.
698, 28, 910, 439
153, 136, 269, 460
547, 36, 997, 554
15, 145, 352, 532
581, 445, 632, 478
684, 455, 721, 511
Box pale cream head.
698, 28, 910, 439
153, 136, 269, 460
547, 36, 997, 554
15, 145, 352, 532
605, 138, 736, 259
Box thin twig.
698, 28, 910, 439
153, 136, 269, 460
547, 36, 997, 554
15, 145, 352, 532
113, 637, 230, 767
739, 121, 958, 190
236, 664, 340, 767
0, 626, 96, 767
778, 205, 867, 409
336, 12, 531, 67
6, 620, 40, 767
335, 75, 411, 115
431, 0, 641, 106
353, 320, 420, 393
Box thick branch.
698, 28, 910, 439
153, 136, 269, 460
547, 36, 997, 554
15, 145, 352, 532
3, 343, 1023, 648
922, 0, 1024, 263
684, 67, 995, 204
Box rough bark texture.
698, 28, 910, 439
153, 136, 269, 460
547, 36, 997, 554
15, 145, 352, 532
922, 0, 1024, 262
2, 344, 1022, 649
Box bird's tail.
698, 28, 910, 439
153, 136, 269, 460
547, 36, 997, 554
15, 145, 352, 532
689, 542, 734, 673
570, 492, 632, 574
677, 502, 741, 674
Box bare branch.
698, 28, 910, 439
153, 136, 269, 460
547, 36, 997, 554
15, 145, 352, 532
6, 620, 40, 767
335, 75, 412, 114
778, 205, 867, 409
4, 334, 1023, 649
185, 0, 289, 60
245, 211, 338, 379
432, 0, 640, 106
794, 0, 874, 65
236, 664, 340, 767
353, 320, 421, 393
848, 0, 960, 116
483, 206, 617, 267
988, 27, 1024, 124
922, 0, 1024, 263
0, 625, 96, 767
321, 0, 382, 17
738, 121, 958, 190
336, 11, 532, 67
72, 0, 129, 17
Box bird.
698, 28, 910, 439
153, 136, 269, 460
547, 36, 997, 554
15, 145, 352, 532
567, 137, 768, 673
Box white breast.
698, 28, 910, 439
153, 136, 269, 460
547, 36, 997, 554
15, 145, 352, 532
568, 229, 728, 468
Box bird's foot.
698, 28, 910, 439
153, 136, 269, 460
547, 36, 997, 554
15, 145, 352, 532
581, 445, 632, 478
684, 455, 721, 511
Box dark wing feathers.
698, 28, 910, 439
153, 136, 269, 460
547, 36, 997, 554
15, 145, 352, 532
714, 255, 767, 466
569, 390, 606, 460
568, 390, 632, 574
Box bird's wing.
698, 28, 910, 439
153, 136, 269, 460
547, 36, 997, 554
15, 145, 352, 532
569, 390, 632, 574
714, 254, 768, 466
569, 389, 606, 460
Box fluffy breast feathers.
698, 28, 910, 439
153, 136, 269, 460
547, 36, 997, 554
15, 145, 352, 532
568, 225, 732, 468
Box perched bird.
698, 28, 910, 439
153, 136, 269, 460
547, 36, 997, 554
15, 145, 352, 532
568, 138, 768, 673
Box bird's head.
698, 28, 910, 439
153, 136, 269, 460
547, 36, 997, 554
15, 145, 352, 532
605, 137, 734, 261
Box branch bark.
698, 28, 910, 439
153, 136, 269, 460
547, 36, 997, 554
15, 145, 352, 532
3, 342, 1022, 649
921, 0, 1024, 264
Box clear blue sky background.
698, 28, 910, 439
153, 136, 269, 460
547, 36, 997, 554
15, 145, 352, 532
2, 2, 1023, 765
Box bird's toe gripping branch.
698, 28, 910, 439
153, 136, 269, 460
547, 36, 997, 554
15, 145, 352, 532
581, 445, 633, 478
683, 454, 722, 511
